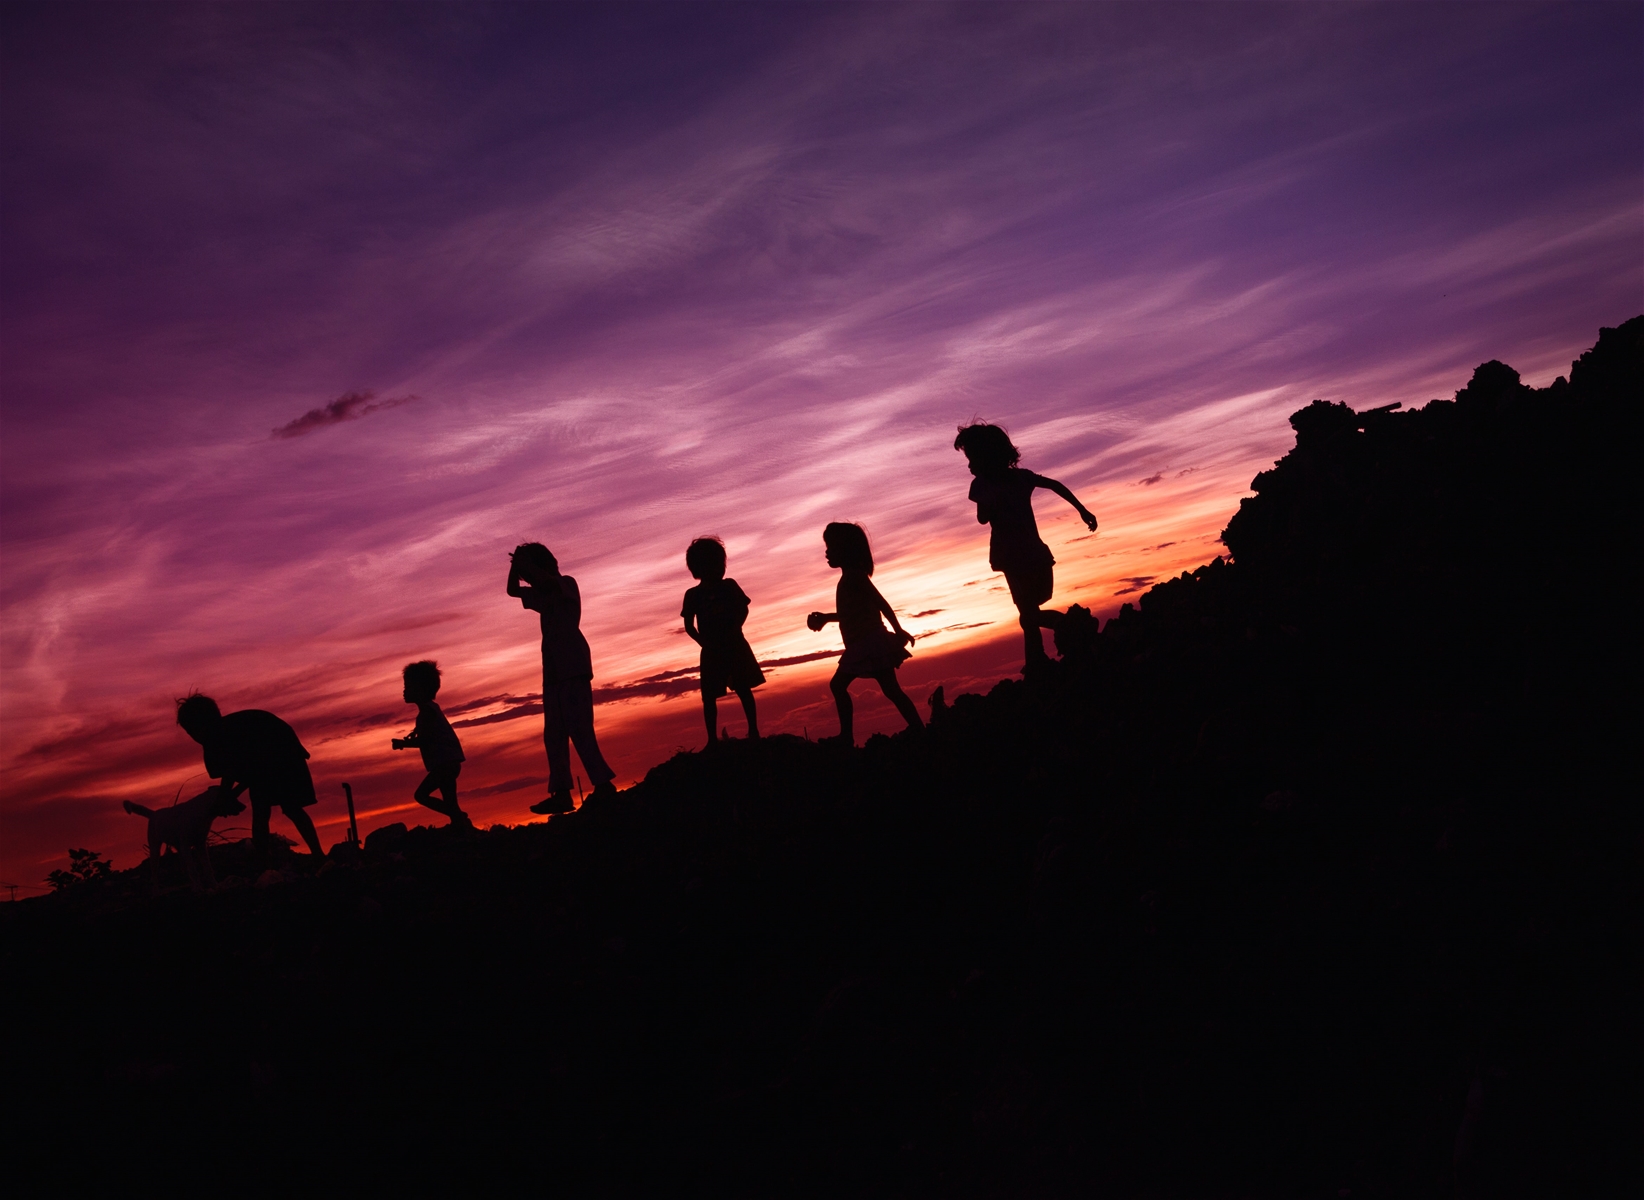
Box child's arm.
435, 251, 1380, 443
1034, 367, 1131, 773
872, 584, 915, 645
683, 611, 703, 645
506, 552, 526, 599
1035, 474, 1098, 531
806, 611, 837, 631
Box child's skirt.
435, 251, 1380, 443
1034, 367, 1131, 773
837, 625, 911, 679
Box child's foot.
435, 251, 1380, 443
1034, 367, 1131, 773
578, 782, 618, 812
529, 792, 574, 815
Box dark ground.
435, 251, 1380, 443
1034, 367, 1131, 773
6, 320, 1639, 1195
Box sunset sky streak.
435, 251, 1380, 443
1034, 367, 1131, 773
2, 2, 1639, 885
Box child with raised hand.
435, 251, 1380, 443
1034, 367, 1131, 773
953, 422, 1098, 671
806, 521, 924, 745
392, 660, 474, 831
682, 537, 764, 746
507, 541, 618, 816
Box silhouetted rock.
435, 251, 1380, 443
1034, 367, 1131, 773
364, 821, 408, 851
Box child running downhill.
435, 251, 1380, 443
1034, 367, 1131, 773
806, 522, 924, 745
682, 537, 763, 746
392, 660, 474, 831
953, 422, 1098, 671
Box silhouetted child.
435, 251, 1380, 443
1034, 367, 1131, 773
806, 522, 924, 744
954, 422, 1098, 670
175, 692, 325, 865
682, 537, 763, 746
392, 660, 473, 831
507, 542, 617, 816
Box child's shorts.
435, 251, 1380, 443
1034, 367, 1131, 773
701, 639, 765, 698
1001, 544, 1055, 609
248, 762, 318, 813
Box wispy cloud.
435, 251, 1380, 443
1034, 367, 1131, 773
271, 391, 417, 439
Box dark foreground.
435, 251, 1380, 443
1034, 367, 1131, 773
7, 321, 1639, 1195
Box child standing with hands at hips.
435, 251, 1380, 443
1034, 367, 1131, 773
392, 660, 473, 831
954, 422, 1098, 671
682, 537, 763, 746
807, 522, 924, 745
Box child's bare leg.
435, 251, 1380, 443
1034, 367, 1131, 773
874, 672, 925, 730
438, 778, 472, 828
735, 686, 760, 738
702, 693, 718, 744
284, 805, 325, 857
415, 773, 455, 818
830, 672, 855, 744
1018, 605, 1050, 662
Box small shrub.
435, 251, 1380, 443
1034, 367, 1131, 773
46, 848, 113, 891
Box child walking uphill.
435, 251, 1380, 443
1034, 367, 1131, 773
392, 660, 474, 831
507, 542, 618, 816
806, 522, 924, 745
682, 537, 763, 746
954, 422, 1098, 671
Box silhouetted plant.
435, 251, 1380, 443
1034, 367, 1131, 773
46, 848, 112, 891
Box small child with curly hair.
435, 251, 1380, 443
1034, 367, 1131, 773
392, 660, 473, 831
954, 422, 1097, 670
682, 537, 763, 746
806, 522, 923, 745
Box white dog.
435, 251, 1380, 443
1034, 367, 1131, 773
123, 786, 245, 893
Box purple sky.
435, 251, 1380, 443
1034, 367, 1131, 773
3, 2, 1639, 888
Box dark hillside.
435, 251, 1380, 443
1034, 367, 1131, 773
5, 320, 1638, 1196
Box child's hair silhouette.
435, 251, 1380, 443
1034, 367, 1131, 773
953, 422, 1021, 472
823, 521, 874, 574
514, 542, 556, 571
686, 536, 727, 580
403, 660, 441, 693
175, 691, 221, 728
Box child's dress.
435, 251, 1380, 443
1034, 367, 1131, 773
835, 572, 911, 678
682, 577, 766, 697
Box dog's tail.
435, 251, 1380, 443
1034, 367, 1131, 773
123, 800, 156, 819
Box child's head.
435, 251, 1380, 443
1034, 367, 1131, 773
685, 536, 727, 581
175, 692, 223, 743
823, 522, 874, 575
515, 542, 556, 570
954, 422, 1021, 475
514, 541, 557, 582
403, 660, 441, 703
